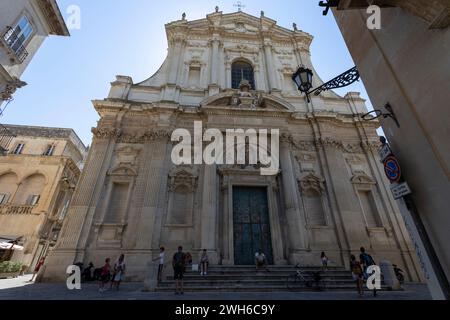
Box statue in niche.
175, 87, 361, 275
230, 80, 265, 108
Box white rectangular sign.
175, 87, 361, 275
379, 144, 391, 162
390, 182, 411, 199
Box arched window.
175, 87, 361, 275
13, 174, 45, 205
232, 61, 255, 90
0, 173, 18, 204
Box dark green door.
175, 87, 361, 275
233, 186, 273, 265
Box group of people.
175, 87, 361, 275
349, 247, 377, 297
88, 246, 397, 296
154, 246, 210, 295
97, 254, 126, 292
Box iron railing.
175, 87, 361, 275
2, 26, 29, 63
0, 124, 15, 155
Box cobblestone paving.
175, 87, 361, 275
0, 275, 432, 300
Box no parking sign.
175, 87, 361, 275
383, 155, 402, 183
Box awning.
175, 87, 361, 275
0, 242, 24, 251
0, 235, 24, 251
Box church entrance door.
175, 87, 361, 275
232, 186, 273, 265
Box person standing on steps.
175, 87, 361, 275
172, 246, 186, 295
350, 254, 364, 297
200, 249, 209, 276
320, 252, 329, 271
152, 246, 165, 283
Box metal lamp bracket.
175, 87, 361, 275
362, 103, 400, 128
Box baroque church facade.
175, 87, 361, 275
42, 10, 422, 282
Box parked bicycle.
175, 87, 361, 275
286, 264, 324, 291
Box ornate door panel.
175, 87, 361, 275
233, 186, 273, 265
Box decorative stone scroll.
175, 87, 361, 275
167, 167, 198, 193
314, 137, 369, 154
91, 127, 122, 140
298, 172, 326, 194
92, 126, 172, 144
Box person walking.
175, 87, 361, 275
29, 256, 45, 282
110, 254, 126, 291
98, 258, 111, 292
200, 249, 209, 276
350, 254, 364, 297
320, 252, 329, 271
359, 247, 377, 297
152, 247, 165, 283
172, 246, 186, 295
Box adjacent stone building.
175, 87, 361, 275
0, 0, 69, 105
0, 124, 87, 271
332, 0, 449, 298
43, 10, 422, 282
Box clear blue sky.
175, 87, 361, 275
3, 0, 377, 146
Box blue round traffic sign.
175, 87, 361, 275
383, 155, 401, 183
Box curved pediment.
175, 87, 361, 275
350, 172, 376, 185
200, 91, 294, 112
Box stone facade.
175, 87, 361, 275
0, 125, 87, 271
0, 0, 69, 105
42, 10, 422, 282
333, 2, 450, 296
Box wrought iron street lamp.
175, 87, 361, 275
292, 66, 360, 102
292, 66, 313, 94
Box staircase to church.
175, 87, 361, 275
156, 265, 382, 292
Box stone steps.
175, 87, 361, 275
155, 265, 382, 292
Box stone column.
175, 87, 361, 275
220, 177, 230, 264
201, 164, 218, 261
263, 40, 278, 91
210, 38, 220, 85
279, 137, 307, 258
41, 127, 118, 281
225, 60, 232, 89
168, 39, 183, 84
136, 136, 170, 249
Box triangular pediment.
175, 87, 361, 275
167, 11, 312, 42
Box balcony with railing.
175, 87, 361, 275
1, 26, 29, 64
0, 124, 16, 156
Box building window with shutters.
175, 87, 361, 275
43, 144, 55, 156
0, 193, 10, 205
26, 194, 40, 206
12, 143, 25, 155
2, 15, 34, 63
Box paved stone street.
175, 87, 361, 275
0, 275, 432, 300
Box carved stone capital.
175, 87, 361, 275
92, 127, 122, 140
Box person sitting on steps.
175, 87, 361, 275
255, 249, 269, 272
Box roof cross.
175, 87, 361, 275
233, 1, 246, 12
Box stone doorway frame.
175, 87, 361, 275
218, 166, 286, 266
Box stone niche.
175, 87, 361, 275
162, 166, 199, 246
